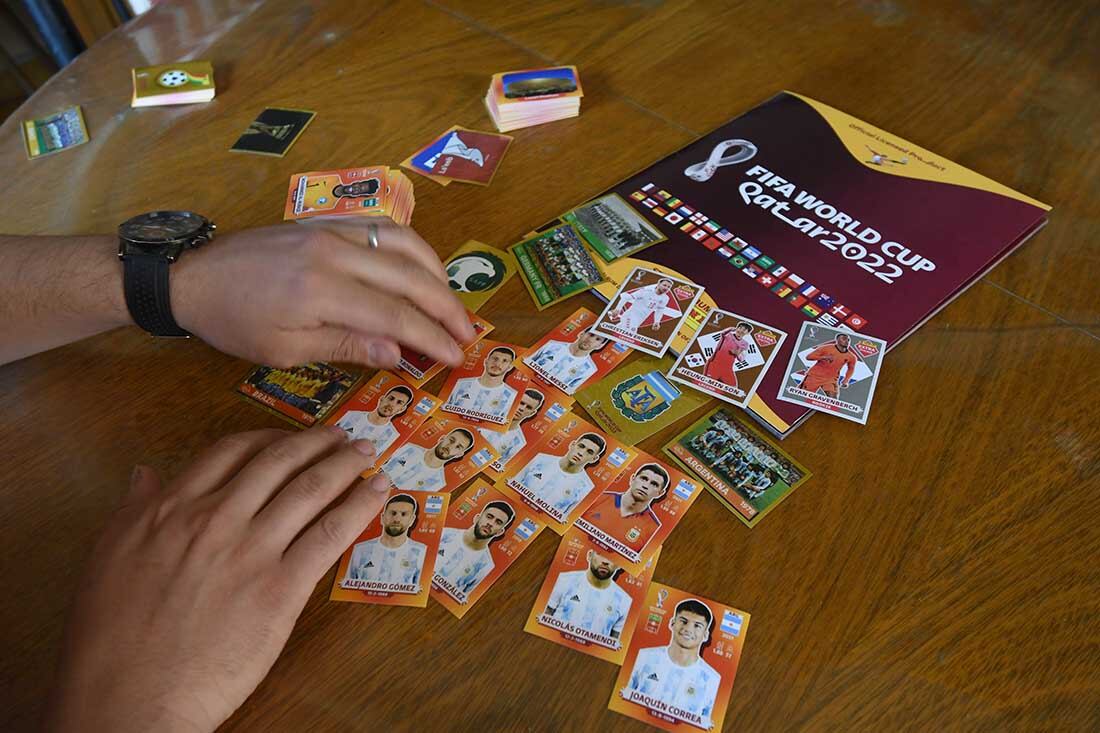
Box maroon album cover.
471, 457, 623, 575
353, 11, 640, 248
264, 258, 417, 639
577, 92, 1049, 437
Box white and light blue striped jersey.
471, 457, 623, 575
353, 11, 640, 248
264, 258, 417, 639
626, 647, 720, 727
515, 453, 595, 517
545, 570, 632, 638
343, 537, 426, 587
334, 411, 401, 456
480, 424, 527, 467
434, 527, 495, 595
382, 444, 447, 492
446, 377, 517, 421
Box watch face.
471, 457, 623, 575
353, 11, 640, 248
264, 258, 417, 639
119, 211, 206, 245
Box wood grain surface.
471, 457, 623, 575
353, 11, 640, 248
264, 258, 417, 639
0, 1, 1097, 731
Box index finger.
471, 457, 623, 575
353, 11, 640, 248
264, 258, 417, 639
302, 217, 449, 283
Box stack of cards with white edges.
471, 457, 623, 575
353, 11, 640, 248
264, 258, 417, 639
485, 65, 583, 132
132, 61, 215, 107
284, 166, 415, 226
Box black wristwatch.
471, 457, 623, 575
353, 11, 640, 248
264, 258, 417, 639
117, 211, 216, 337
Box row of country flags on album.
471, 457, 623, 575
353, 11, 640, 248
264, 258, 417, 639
629, 183, 869, 332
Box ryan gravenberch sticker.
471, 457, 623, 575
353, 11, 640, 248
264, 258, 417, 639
776, 322, 886, 425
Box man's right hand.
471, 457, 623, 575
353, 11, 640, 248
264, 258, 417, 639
171, 218, 474, 370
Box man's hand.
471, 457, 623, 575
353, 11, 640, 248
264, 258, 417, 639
46, 427, 390, 733
172, 218, 474, 369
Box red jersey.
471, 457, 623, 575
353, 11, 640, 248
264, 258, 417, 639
580, 492, 662, 554
704, 331, 750, 384
804, 343, 857, 383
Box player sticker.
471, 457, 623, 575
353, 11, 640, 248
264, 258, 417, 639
329, 489, 448, 607
592, 267, 705, 357
403, 126, 513, 186
499, 413, 637, 533
663, 406, 811, 528
229, 108, 315, 157
574, 452, 701, 575
776, 322, 886, 425
283, 166, 388, 220
396, 311, 494, 387
323, 371, 440, 469
373, 417, 498, 493
438, 340, 532, 431
594, 258, 717, 356
609, 583, 750, 732
443, 240, 517, 312
22, 106, 88, 159
522, 307, 633, 395
480, 383, 573, 474
668, 308, 787, 408
510, 224, 607, 310
430, 480, 545, 619
562, 193, 667, 263
523, 528, 659, 665
575, 355, 712, 446
236, 362, 361, 428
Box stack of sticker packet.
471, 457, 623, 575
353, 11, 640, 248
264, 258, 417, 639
282, 166, 415, 226
131, 61, 216, 107
485, 65, 583, 132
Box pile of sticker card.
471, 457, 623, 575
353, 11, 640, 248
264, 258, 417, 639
485, 65, 583, 132
283, 166, 414, 225
131, 61, 215, 107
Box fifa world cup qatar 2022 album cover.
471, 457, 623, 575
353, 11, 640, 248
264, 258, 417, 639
571, 91, 1049, 438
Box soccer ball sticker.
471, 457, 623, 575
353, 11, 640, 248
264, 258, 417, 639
447, 252, 507, 293
156, 69, 190, 88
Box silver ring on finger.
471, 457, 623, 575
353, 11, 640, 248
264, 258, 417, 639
367, 222, 380, 249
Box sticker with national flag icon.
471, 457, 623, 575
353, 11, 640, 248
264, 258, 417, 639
641, 182, 655, 192
702, 237, 723, 250
330, 488, 449, 608
680, 221, 696, 233
524, 528, 660, 664
741, 264, 763, 278
592, 267, 706, 358
754, 255, 776, 270
609, 582, 750, 732
652, 207, 668, 217
690, 229, 709, 242
664, 212, 684, 224
575, 451, 701, 573
669, 307, 787, 408
845, 313, 868, 330
430, 480, 545, 619
717, 247, 735, 257
777, 321, 886, 425
715, 229, 733, 242
631, 191, 646, 201
756, 272, 777, 287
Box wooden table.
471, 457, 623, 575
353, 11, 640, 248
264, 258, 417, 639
1, 1, 1098, 730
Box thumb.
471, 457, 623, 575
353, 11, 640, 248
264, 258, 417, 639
299, 327, 401, 369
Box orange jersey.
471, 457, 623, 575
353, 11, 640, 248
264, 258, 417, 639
581, 492, 662, 554
804, 343, 857, 383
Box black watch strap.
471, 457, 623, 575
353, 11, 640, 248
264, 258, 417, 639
122, 253, 190, 337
